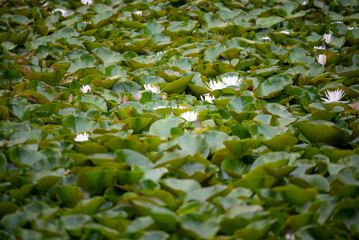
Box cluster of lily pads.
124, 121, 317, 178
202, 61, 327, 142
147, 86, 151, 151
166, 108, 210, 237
0, 0, 359, 239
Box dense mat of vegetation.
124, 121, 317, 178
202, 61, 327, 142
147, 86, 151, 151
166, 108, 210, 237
1, 0, 359, 239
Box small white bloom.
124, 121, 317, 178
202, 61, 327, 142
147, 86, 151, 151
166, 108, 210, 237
81, 85, 91, 93
280, 30, 290, 34
206, 80, 226, 91
135, 11, 142, 16
153, 106, 168, 110
348, 26, 358, 30
180, 111, 198, 122
144, 84, 162, 94
52, 8, 71, 17
172, 105, 186, 109
200, 93, 215, 103
74, 132, 89, 142
321, 89, 349, 103
285, 233, 295, 240
84, 21, 91, 25
302, 1, 307, 5
314, 46, 326, 50
323, 33, 333, 44
330, 21, 343, 24
261, 36, 271, 40
81, 0, 93, 4
317, 54, 327, 65
156, 51, 163, 56
222, 75, 243, 87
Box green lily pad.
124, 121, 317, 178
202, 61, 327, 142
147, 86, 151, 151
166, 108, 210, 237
297, 121, 348, 146
149, 116, 184, 138
25, 70, 66, 86
161, 178, 201, 195
55, 185, 85, 208
92, 47, 123, 66
163, 75, 193, 94
177, 132, 210, 158
234, 219, 277, 240
180, 213, 219, 239
256, 16, 283, 28
184, 185, 227, 202
66, 197, 104, 215
255, 75, 292, 98
262, 134, 298, 151
273, 185, 317, 205
116, 149, 153, 169
224, 139, 257, 158
62, 115, 99, 133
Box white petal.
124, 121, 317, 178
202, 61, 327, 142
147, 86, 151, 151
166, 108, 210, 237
144, 84, 162, 94
74, 132, 89, 142
180, 111, 198, 122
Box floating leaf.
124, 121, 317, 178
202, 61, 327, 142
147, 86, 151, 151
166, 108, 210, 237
55, 185, 85, 208
262, 134, 298, 151
116, 149, 153, 169
273, 185, 317, 205
122, 117, 151, 134
234, 219, 277, 239
149, 116, 184, 138
92, 47, 122, 66
77, 167, 117, 195
74, 94, 107, 112
224, 139, 257, 158
62, 115, 100, 133
177, 132, 210, 158
25, 70, 66, 86
256, 16, 283, 28
185, 185, 227, 202
255, 75, 292, 98
297, 121, 348, 146
180, 213, 219, 239
9, 146, 45, 167
204, 45, 226, 61
125, 216, 154, 233
161, 178, 201, 194
163, 75, 193, 94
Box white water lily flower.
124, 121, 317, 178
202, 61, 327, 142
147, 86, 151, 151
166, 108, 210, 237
321, 89, 349, 103
53, 8, 70, 17
144, 84, 162, 94
135, 11, 142, 16
81, 0, 93, 4
180, 111, 198, 122
323, 33, 333, 44
74, 132, 89, 142
317, 54, 327, 65
206, 80, 226, 91
314, 46, 326, 50
280, 30, 290, 34
222, 75, 242, 87
200, 93, 215, 103
302, 1, 307, 4
156, 51, 163, 55
261, 36, 271, 40
81, 85, 91, 93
